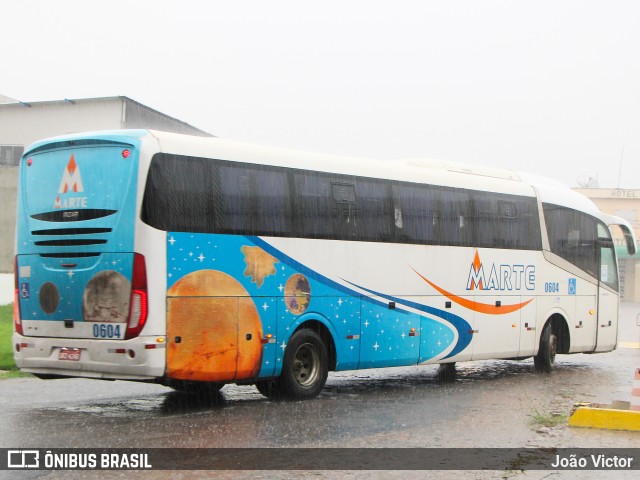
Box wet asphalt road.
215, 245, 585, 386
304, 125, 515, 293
1, 304, 639, 479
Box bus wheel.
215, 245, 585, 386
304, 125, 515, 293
534, 323, 557, 373
279, 329, 328, 400
255, 379, 281, 399
436, 362, 457, 382
166, 380, 224, 395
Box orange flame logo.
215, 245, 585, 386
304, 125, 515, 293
57, 155, 84, 194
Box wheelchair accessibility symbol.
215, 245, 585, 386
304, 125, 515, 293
20, 283, 30, 299
568, 278, 577, 295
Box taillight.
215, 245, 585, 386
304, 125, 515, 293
13, 256, 23, 335
125, 253, 148, 339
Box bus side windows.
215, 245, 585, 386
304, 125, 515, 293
543, 203, 600, 281
332, 183, 355, 204
354, 179, 392, 242
142, 154, 213, 233
218, 165, 291, 236
391, 184, 439, 244
440, 189, 471, 247
500, 199, 534, 249
331, 182, 358, 239
142, 152, 543, 252
257, 170, 291, 235
499, 201, 517, 218
472, 194, 534, 249
293, 176, 393, 241
597, 222, 619, 290
218, 167, 255, 232
294, 174, 333, 238
390, 186, 541, 249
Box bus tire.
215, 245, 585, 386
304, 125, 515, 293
534, 323, 557, 373
255, 379, 281, 399
166, 379, 225, 395
278, 328, 328, 400
436, 362, 457, 382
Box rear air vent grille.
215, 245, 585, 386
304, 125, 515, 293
34, 239, 108, 247
30, 227, 112, 251
40, 253, 101, 258
32, 228, 112, 236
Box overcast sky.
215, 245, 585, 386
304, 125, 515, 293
2, 0, 639, 188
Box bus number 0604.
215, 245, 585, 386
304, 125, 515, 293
544, 282, 560, 293
93, 324, 122, 338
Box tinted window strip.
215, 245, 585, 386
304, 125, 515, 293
142, 153, 543, 250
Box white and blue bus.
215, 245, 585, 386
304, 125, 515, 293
13, 130, 637, 399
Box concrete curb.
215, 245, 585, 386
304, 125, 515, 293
569, 403, 640, 432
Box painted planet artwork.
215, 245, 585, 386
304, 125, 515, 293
284, 273, 311, 315
166, 269, 263, 382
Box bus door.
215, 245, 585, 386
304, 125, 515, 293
573, 294, 597, 352
595, 228, 619, 352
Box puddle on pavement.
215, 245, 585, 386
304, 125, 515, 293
33, 355, 623, 420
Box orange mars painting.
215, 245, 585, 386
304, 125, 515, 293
166, 269, 263, 382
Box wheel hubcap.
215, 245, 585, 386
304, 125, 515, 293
293, 343, 320, 387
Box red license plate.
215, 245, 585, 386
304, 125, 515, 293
58, 348, 81, 361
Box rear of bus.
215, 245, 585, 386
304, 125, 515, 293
12, 131, 165, 380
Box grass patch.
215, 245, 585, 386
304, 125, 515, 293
529, 406, 567, 428
0, 370, 31, 379
0, 303, 17, 371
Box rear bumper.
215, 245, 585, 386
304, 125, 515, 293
12, 333, 166, 381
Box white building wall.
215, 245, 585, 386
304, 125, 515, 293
0, 96, 210, 272
0, 98, 125, 147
